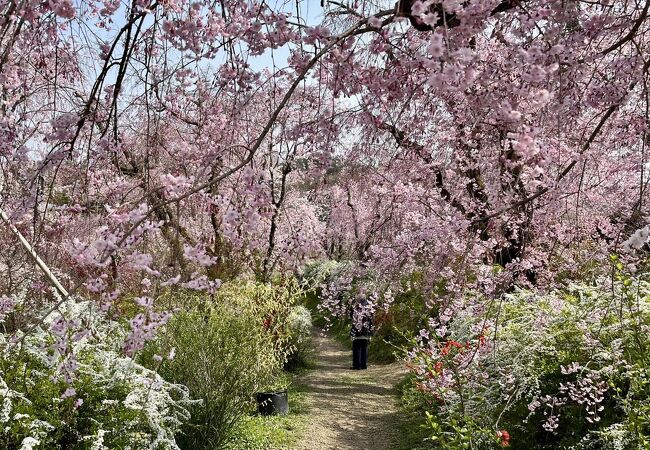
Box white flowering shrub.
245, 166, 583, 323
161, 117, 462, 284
0, 300, 192, 449
408, 266, 650, 449
300, 259, 352, 290
284, 305, 313, 371
288, 305, 312, 339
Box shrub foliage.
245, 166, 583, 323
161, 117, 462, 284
407, 266, 650, 449
0, 300, 192, 450
141, 279, 304, 449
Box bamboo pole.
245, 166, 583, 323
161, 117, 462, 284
0, 206, 69, 298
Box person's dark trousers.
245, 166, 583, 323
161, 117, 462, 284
352, 338, 369, 369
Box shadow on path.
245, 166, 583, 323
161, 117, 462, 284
294, 330, 406, 450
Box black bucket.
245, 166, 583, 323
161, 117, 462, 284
256, 390, 289, 416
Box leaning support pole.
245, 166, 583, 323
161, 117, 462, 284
0, 206, 69, 298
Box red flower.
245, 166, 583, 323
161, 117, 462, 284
496, 430, 511, 447
440, 339, 465, 357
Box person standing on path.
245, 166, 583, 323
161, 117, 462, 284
350, 293, 374, 370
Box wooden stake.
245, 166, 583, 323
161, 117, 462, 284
0, 206, 69, 298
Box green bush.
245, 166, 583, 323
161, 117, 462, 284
393, 375, 439, 450
142, 280, 304, 449
371, 280, 431, 363
141, 309, 277, 449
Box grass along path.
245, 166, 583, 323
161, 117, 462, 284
294, 330, 407, 450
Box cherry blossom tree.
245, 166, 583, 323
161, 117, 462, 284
0, 0, 648, 387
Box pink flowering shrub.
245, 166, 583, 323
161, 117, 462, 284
406, 264, 650, 449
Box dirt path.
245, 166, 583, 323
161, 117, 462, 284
294, 331, 407, 450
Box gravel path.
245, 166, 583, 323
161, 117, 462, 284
294, 331, 407, 450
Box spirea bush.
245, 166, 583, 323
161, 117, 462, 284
287, 305, 312, 339
141, 280, 302, 449
408, 266, 650, 449
284, 305, 313, 371
300, 260, 352, 290
0, 299, 192, 450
